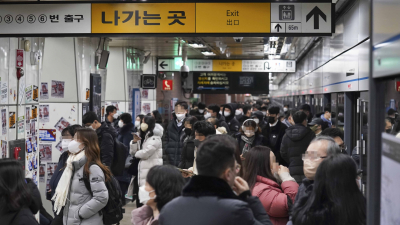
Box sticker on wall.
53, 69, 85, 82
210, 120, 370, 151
0, 81, 7, 104
39, 144, 52, 162
51, 80, 65, 98
31, 106, 37, 119
25, 85, 33, 103
86, 88, 90, 100
47, 162, 58, 180
39, 129, 56, 142
40, 82, 49, 100
39, 164, 45, 182
55, 140, 64, 153
1, 140, 7, 158
142, 103, 151, 114
54, 117, 70, 133
25, 107, 31, 124
1, 109, 6, 135
17, 116, 24, 136
9, 112, 16, 129
39, 105, 50, 123
32, 85, 39, 102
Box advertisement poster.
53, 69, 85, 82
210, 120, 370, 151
32, 85, 38, 102
39, 129, 56, 142
51, 80, 65, 98
25, 85, 32, 102
142, 89, 149, 99
32, 136, 37, 152
9, 111, 15, 129
1, 140, 7, 158
0, 81, 7, 104
17, 116, 24, 136
54, 117, 70, 133
47, 162, 58, 180
30, 120, 36, 136
31, 105, 37, 119
1, 109, 6, 135
26, 138, 32, 153
55, 140, 64, 153
39, 105, 50, 123
142, 103, 151, 114
40, 82, 48, 100
46, 179, 51, 191
39, 144, 52, 162
25, 107, 30, 124
39, 164, 45, 182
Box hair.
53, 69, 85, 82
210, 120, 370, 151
143, 115, 156, 137
387, 108, 396, 116
300, 104, 311, 112
320, 128, 344, 140
243, 146, 277, 190
185, 116, 198, 136
310, 136, 342, 156
198, 102, 206, 110
284, 105, 289, 108
260, 106, 268, 111
76, 128, 112, 182
268, 106, 280, 115
292, 154, 366, 225
293, 111, 307, 124
151, 110, 163, 124
120, 113, 133, 125
206, 117, 217, 126
243, 104, 252, 115
207, 104, 220, 114
240, 119, 261, 134
146, 165, 185, 211
82, 111, 99, 124
324, 107, 331, 113
193, 120, 216, 137
136, 114, 145, 122
284, 110, 291, 119
196, 135, 236, 177
256, 100, 263, 106
253, 104, 261, 110
0, 159, 32, 213
106, 105, 117, 115
175, 100, 188, 110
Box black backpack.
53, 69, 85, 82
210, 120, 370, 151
83, 163, 124, 225
111, 138, 128, 176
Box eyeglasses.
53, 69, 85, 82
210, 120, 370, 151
302, 151, 327, 161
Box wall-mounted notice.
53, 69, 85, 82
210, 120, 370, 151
1, 109, 6, 135
39, 144, 52, 162
32, 85, 38, 102
25, 85, 33, 102
39, 129, 56, 142
1, 140, 7, 158
142, 90, 148, 99
9, 112, 16, 129
17, 116, 24, 136
51, 80, 65, 98
39, 105, 50, 123
39, 163, 45, 182
31, 106, 37, 120
55, 140, 64, 153
40, 82, 48, 100
242, 60, 296, 73
47, 162, 58, 179
54, 117, 70, 133
0, 80, 7, 104
25, 107, 30, 124
142, 103, 151, 114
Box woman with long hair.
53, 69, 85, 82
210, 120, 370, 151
131, 165, 185, 225
290, 154, 366, 225
0, 159, 38, 225
52, 128, 111, 225
243, 146, 298, 225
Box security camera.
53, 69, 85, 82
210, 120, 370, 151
181, 63, 189, 79
233, 37, 243, 43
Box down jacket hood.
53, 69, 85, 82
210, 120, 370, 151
154, 123, 164, 137
223, 103, 238, 121
284, 124, 313, 142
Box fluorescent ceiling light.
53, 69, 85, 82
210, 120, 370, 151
188, 43, 206, 48
202, 51, 216, 56
270, 37, 279, 42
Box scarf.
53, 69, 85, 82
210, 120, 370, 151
241, 135, 255, 155
320, 114, 332, 127
52, 150, 86, 214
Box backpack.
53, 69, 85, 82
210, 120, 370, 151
111, 139, 128, 176
83, 162, 125, 225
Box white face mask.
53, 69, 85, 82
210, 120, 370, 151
176, 113, 186, 121
219, 111, 223, 115
283, 108, 288, 112
262, 111, 267, 116
135, 121, 140, 128
204, 112, 211, 119
62, 139, 71, 151
224, 111, 231, 117
139, 186, 156, 204
253, 118, 260, 124
68, 140, 83, 154
235, 110, 242, 116
118, 120, 124, 128
244, 131, 255, 137
199, 109, 204, 114
113, 113, 118, 119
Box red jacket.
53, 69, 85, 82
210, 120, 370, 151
252, 175, 299, 225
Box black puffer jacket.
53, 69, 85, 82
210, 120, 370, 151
237, 115, 250, 126
162, 113, 187, 166
263, 120, 287, 167
280, 124, 316, 183
223, 103, 241, 136
2, 207, 39, 225
96, 122, 118, 167
216, 114, 230, 133
178, 135, 195, 169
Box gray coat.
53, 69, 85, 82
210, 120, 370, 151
63, 156, 109, 225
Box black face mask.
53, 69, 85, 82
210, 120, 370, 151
268, 116, 276, 124
194, 139, 201, 148
386, 129, 392, 134
184, 128, 192, 136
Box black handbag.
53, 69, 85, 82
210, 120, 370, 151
127, 157, 140, 176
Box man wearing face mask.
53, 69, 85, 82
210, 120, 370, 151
222, 103, 241, 136
237, 104, 252, 126
192, 102, 206, 121
205, 104, 230, 133
320, 108, 332, 128
104, 105, 119, 129
308, 118, 329, 136
282, 109, 295, 128
162, 101, 189, 166
160, 135, 273, 225
82, 112, 118, 168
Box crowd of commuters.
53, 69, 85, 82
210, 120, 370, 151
0, 100, 367, 225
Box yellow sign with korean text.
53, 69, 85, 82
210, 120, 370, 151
213, 60, 243, 72
196, 3, 271, 33
92, 3, 196, 33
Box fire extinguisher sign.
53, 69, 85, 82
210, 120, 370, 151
16, 49, 24, 68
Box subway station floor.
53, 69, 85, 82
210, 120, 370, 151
120, 201, 137, 225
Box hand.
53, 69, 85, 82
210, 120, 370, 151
232, 177, 249, 195
181, 169, 194, 178
133, 134, 141, 143
278, 165, 290, 175
240, 154, 245, 161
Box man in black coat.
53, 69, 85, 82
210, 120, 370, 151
237, 104, 252, 126
162, 100, 189, 166
223, 103, 241, 136
83, 111, 117, 168
206, 104, 230, 133
160, 135, 272, 225
280, 111, 316, 183
104, 105, 119, 129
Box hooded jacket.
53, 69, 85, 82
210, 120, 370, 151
263, 120, 287, 167
215, 114, 230, 133
159, 175, 273, 225
1, 207, 39, 225
131, 125, 164, 187
280, 124, 316, 183
118, 123, 135, 148
252, 176, 298, 225
162, 113, 188, 166
178, 135, 195, 169
97, 122, 118, 167
223, 103, 241, 135
131, 205, 159, 225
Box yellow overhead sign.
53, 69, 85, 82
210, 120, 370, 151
213, 60, 243, 72
196, 3, 271, 33
91, 3, 196, 33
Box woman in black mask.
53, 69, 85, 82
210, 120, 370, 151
179, 116, 198, 170
237, 119, 266, 161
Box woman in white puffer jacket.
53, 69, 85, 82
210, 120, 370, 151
130, 115, 163, 189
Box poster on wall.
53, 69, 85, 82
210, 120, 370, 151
90, 74, 102, 120
32, 136, 37, 152
31, 106, 37, 120
9, 112, 15, 129
55, 140, 64, 153
1, 81, 7, 104
39, 129, 56, 142
142, 89, 149, 99
40, 82, 49, 100
25, 85, 33, 102
142, 103, 151, 114
26, 138, 32, 153
39, 105, 50, 123
1, 140, 7, 158
47, 162, 57, 180
39, 144, 52, 162
30, 120, 36, 136
51, 80, 65, 98
17, 116, 24, 136
32, 85, 38, 102
39, 164, 45, 182
46, 179, 51, 191
54, 117, 70, 133
25, 107, 30, 124
1, 109, 6, 135
132, 88, 141, 121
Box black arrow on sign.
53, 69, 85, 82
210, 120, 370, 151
264, 62, 271, 70
160, 61, 168, 69
306, 6, 326, 29
275, 24, 282, 32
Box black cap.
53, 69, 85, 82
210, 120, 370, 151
308, 118, 324, 126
